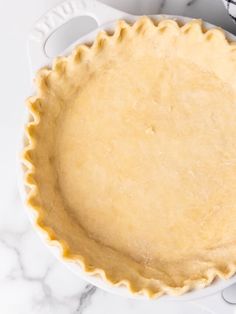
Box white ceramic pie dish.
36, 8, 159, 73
19, 0, 236, 307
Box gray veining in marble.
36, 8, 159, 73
75, 285, 97, 314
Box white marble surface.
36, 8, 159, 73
1, 0, 236, 313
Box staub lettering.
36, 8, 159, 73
31, 1, 76, 42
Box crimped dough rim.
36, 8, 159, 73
22, 17, 236, 298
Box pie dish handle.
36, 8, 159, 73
192, 285, 236, 314
28, 0, 127, 76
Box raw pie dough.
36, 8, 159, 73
24, 17, 236, 297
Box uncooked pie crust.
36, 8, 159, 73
23, 17, 236, 298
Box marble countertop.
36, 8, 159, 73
1, 0, 236, 313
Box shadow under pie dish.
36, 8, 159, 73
23, 17, 236, 298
